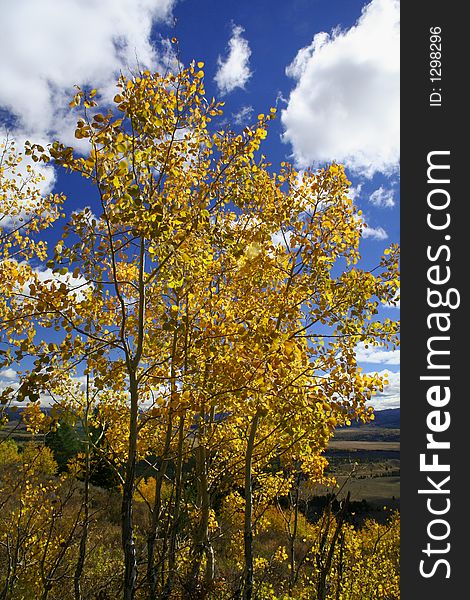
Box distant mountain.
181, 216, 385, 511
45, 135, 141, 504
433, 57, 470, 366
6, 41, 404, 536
4, 406, 52, 420
371, 408, 400, 429
5, 406, 400, 429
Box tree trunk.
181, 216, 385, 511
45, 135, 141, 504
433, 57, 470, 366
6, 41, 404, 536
288, 471, 301, 593
317, 493, 350, 600
243, 411, 260, 600
122, 372, 139, 600
146, 408, 174, 600
164, 295, 191, 596
74, 375, 91, 600
187, 440, 214, 595
162, 413, 185, 598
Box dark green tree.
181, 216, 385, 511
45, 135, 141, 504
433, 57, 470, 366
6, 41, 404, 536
45, 420, 81, 471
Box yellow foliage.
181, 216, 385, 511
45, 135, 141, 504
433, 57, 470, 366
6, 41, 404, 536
0, 60, 400, 599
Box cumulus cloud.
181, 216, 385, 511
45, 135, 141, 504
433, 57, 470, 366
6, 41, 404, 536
348, 184, 363, 202
271, 230, 293, 249
369, 185, 396, 207
384, 294, 400, 308
0, 369, 20, 403
362, 224, 388, 240
19, 264, 92, 304
356, 211, 389, 240
281, 0, 399, 177
0, 130, 57, 224
356, 343, 399, 365
215, 25, 252, 95
368, 369, 400, 409
0, 368, 18, 381
0, 0, 176, 144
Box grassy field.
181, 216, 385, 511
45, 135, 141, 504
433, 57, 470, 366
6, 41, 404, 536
316, 424, 401, 518
328, 439, 400, 451
318, 475, 400, 503
0, 417, 31, 444
333, 426, 400, 442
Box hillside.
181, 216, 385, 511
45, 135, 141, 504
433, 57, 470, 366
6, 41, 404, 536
371, 408, 400, 428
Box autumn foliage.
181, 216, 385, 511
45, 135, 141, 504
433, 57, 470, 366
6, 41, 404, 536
0, 62, 399, 599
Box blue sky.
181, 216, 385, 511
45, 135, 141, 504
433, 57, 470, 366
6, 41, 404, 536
0, 0, 400, 409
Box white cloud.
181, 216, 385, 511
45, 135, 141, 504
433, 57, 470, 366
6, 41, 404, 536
0, 369, 20, 403
356, 343, 399, 365
233, 105, 254, 125
20, 265, 92, 303
362, 225, 388, 240
368, 369, 400, 409
355, 211, 388, 240
281, 0, 399, 177
271, 230, 293, 249
0, 131, 57, 225
215, 25, 252, 95
385, 300, 400, 308
0, 0, 176, 144
348, 184, 363, 202
370, 186, 396, 207
0, 368, 18, 381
